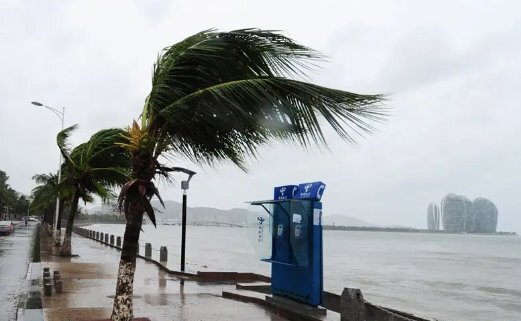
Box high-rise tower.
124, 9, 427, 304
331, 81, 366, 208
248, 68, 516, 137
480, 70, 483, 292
441, 193, 473, 232
427, 202, 440, 230
473, 197, 498, 233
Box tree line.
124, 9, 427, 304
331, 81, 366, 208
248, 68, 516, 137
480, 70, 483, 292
0, 170, 30, 219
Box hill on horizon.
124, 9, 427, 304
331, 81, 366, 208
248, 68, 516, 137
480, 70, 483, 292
88, 199, 376, 227
150, 200, 249, 225
149, 200, 375, 227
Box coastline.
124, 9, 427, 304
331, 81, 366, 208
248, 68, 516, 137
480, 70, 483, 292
322, 225, 518, 236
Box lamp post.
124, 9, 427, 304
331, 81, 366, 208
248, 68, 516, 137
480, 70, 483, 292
168, 167, 196, 272
31, 101, 65, 244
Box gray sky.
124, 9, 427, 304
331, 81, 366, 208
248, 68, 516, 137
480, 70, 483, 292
1, 0, 520, 232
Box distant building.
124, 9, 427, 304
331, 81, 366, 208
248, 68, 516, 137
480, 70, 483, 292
441, 193, 473, 233
435, 193, 498, 233
427, 202, 440, 230
473, 197, 498, 233
463, 199, 476, 233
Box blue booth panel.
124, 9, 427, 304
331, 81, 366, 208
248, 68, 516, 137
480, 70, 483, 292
251, 181, 325, 306
251, 198, 323, 306
270, 200, 322, 306
272, 201, 292, 263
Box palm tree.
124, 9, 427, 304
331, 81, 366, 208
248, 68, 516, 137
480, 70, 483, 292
57, 125, 131, 257
30, 173, 67, 231
111, 28, 387, 321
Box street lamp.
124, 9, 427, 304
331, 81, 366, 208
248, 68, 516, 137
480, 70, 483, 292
168, 167, 196, 272
31, 101, 65, 244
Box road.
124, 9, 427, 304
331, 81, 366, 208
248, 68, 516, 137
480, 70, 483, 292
0, 222, 36, 321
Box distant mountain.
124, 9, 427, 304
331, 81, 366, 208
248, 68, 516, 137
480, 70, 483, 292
150, 200, 375, 228
151, 200, 249, 226
87, 203, 118, 215
321, 215, 374, 227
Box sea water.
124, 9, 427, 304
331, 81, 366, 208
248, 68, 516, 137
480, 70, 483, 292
86, 224, 521, 321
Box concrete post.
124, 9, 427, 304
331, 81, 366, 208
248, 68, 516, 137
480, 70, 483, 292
159, 246, 168, 263
100, 232, 104, 241
53, 273, 61, 286
116, 236, 122, 248
110, 234, 115, 245
55, 280, 63, 293
96, 231, 99, 240
340, 288, 365, 321
104, 233, 109, 243
43, 282, 53, 296
43, 267, 50, 274
145, 243, 152, 258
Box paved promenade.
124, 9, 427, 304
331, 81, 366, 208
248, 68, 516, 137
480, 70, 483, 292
40, 230, 289, 321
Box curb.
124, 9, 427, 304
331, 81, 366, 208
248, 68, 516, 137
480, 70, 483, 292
17, 262, 44, 321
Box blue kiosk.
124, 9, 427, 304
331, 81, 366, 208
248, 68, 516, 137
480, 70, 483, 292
250, 181, 325, 306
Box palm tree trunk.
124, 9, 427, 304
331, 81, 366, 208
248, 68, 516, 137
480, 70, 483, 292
55, 199, 65, 246
44, 208, 53, 235
111, 197, 144, 321
57, 199, 64, 229
59, 191, 80, 257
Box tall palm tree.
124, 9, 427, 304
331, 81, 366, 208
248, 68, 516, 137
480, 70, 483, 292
57, 125, 131, 257
30, 173, 67, 230
111, 28, 387, 321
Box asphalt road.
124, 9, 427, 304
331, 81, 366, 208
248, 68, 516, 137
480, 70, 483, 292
0, 222, 36, 321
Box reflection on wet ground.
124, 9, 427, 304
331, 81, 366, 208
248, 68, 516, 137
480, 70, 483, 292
41, 231, 289, 321
0, 223, 36, 321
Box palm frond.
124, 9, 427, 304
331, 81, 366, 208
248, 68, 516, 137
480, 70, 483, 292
32, 173, 58, 186
54, 127, 132, 205
73, 128, 131, 168
89, 181, 115, 203
90, 167, 130, 186
57, 124, 79, 167
143, 28, 387, 169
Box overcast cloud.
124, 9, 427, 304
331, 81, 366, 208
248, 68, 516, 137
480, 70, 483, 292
1, 0, 520, 232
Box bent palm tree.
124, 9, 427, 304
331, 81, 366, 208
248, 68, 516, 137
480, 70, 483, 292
31, 173, 68, 231
57, 125, 131, 256
111, 28, 387, 321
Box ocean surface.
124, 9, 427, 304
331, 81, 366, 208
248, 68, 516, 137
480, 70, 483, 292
85, 224, 521, 321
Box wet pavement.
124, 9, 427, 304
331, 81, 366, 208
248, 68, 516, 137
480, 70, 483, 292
0, 222, 37, 321
41, 230, 290, 321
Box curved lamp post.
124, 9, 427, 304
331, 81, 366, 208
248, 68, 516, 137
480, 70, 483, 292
168, 167, 196, 272
31, 101, 65, 244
